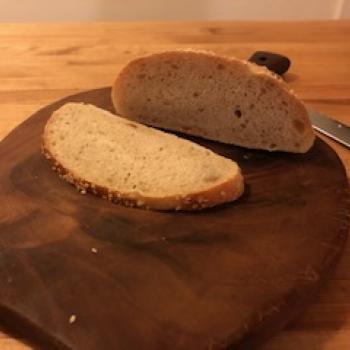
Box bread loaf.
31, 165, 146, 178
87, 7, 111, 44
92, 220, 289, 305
112, 50, 315, 153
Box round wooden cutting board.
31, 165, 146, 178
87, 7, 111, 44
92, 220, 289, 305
0, 88, 349, 350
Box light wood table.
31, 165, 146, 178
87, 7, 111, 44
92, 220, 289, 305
0, 20, 349, 350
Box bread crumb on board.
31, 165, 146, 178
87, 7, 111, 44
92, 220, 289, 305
69, 314, 77, 324
243, 153, 253, 160
91, 247, 98, 254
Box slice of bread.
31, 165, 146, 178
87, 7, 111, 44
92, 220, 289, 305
112, 50, 315, 153
42, 103, 244, 211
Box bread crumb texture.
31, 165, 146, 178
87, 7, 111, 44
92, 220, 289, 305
113, 50, 315, 153
42, 103, 244, 211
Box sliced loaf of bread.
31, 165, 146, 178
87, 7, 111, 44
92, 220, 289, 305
42, 103, 244, 211
112, 50, 315, 153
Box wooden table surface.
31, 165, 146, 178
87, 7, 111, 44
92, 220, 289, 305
0, 20, 349, 350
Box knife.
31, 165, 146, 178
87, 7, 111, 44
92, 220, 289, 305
248, 51, 350, 149
307, 109, 350, 148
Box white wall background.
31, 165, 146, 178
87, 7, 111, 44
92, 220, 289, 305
0, 0, 349, 22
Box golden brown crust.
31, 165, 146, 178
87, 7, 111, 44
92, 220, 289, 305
42, 140, 244, 212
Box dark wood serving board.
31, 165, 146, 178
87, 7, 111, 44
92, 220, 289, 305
0, 88, 349, 350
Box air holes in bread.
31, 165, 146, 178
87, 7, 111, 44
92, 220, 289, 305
235, 110, 242, 118
127, 123, 138, 129
293, 119, 305, 132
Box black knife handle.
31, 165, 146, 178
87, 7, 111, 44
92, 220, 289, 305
248, 51, 291, 75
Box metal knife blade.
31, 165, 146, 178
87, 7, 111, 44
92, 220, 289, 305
308, 108, 350, 149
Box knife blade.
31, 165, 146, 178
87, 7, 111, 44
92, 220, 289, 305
248, 52, 350, 149
308, 108, 350, 148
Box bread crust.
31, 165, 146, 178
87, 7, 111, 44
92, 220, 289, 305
112, 49, 315, 153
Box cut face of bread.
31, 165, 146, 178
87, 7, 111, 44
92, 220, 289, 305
112, 50, 315, 153
42, 103, 244, 211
